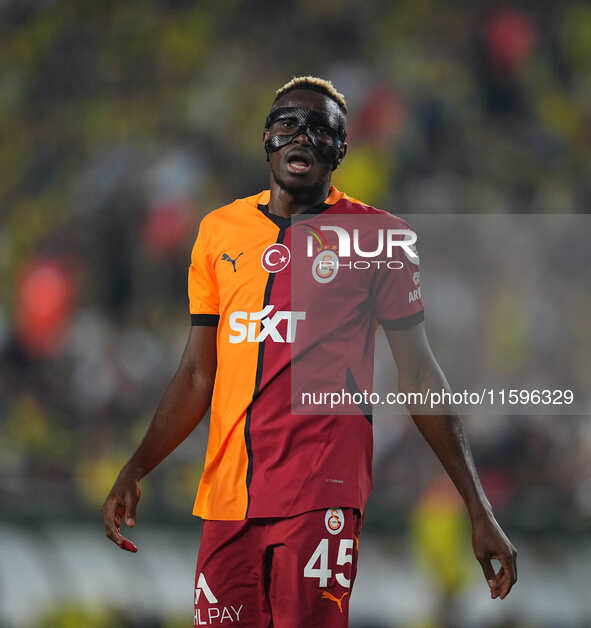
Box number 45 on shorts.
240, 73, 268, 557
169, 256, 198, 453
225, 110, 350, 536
304, 538, 355, 588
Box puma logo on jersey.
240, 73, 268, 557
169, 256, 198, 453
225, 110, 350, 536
321, 591, 349, 614
221, 252, 243, 272
228, 306, 306, 343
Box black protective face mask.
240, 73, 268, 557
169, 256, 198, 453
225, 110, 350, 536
264, 107, 346, 170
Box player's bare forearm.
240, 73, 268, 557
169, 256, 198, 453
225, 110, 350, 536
119, 366, 212, 479
385, 323, 517, 598
386, 323, 489, 516
401, 375, 491, 520
121, 325, 216, 480
102, 325, 216, 551
403, 368, 517, 598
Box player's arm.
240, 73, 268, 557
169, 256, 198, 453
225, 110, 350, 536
384, 322, 517, 600
102, 324, 217, 551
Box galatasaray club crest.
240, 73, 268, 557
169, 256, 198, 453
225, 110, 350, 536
325, 508, 345, 535
306, 225, 339, 284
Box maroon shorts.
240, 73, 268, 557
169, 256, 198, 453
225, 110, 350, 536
194, 508, 362, 627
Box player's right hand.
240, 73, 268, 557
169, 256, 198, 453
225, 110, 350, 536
102, 470, 141, 552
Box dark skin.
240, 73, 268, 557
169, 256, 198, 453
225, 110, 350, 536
385, 323, 517, 600
102, 88, 516, 600
101, 325, 216, 552
262, 89, 347, 218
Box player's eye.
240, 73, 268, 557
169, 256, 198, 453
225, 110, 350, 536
312, 126, 334, 142
272, 118, 297, 134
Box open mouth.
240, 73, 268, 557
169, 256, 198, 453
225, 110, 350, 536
286, 152, 312, 175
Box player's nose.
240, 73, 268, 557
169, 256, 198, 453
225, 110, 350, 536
292, 130, 312, 146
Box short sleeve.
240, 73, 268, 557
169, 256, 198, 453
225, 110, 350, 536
375, 217, 424, 330
188, 216, 220, 326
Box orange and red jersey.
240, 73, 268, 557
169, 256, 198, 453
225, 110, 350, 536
188, 186, 424, 520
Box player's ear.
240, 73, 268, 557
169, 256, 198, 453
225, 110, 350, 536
334, 142, 347, 169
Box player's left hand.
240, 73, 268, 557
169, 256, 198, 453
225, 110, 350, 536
471, 512, 517, 600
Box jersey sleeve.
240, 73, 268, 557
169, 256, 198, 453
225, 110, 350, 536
188, 216, 220, 326
375, 217, 424, 330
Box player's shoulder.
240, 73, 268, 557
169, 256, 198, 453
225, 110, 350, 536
201, 193, 258, 223
335, 191, 414, 229
196, 192, 265, 238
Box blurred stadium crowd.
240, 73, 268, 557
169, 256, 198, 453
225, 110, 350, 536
1, 0, 590, 626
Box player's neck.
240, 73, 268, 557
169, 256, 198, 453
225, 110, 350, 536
267, 179, 331, 218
